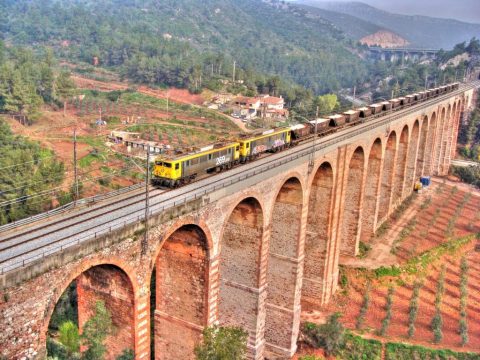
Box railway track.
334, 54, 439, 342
1, 81, 478, 274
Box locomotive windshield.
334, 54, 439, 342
155, 161, 172, 168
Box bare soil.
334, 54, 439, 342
301, 179, 480, 355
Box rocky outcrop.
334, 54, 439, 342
360, 30, 409, 48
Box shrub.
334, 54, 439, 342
359, 241, 371, 258
356, 283, 371, 330
408, 282, 422, 338
431, 266, 446, 343
459, 256, 469, 346
116, 349, 134, 360
380, 287, 395, 336
303, 313, 345, 356
194, 325, 248, 360
81, 300, 114, 360
58, 321, 79, 355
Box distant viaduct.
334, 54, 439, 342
0, 85, 476, 360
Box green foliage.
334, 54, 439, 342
0, 120, 65, 225
385, 342, 480, 360
358, 241, 371, 258
452, 165, 480, 189
379, 287, 395, 336
81, 300, 114, 360
303, 313, 345, 356
314, 94, 339, 115
356, 283, 371, 330
194, 325, 248, 360
374, 265, 401, 278
116, 349, 134, 360
59, 321, 80, 355
431, 266, 446, 343
408, 282, 422, 338
0, 46, 75, 117
459, 256, 469, 346
336, 331, 382, 360
0, 0, 370, 105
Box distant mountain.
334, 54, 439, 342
296, 1, 480, 49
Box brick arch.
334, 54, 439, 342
392, 125, 409, 206
265, 176, 304, 356
42, 258, 138, 360
432, 107, 447, 174
424, 112, 437, 175
152, 223, 211, 359
218, 196, 266, 358
377, 131, 397, 223
415, 116, 429, 179
404, 120, 420, 196
340, 146, 366, 256
360, 138, 383, 243
149, 216, 214, 275
302, 161, 335, 306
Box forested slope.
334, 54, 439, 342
0, 0, 368, 94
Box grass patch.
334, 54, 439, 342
385, 342, 479, 360
337, 331, 382, 360
375, 234, 478, 279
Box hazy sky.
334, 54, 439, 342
302, 0, 480, 24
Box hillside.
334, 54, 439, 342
294, 3, 382, 40
297, 1, 480, 49
0, 0, 369, 94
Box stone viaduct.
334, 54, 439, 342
0, 87, 475, 360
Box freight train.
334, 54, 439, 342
152, 82, 460, 187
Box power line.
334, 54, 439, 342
0, 155, 58, 171
0, 164, 139, 208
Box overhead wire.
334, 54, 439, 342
0, 163, 140, 208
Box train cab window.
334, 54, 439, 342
228, 148, 231, 153
236, 146, 240, 151
155, 161, 163, 166
175, 163, 179, 170
163, 162, 172, 168
246, 143, 250, 148
208, 154, 212, 160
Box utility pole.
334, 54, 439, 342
73, 128, 79, 205
232, 60, 236, 84
443, 73, 446, 85
142, 147, 150, 255
425, 73, 428, 90
352, 86, 356, 108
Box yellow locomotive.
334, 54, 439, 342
152, 127, 292, 187
237, 127, 291, 161
152, 141, 240, 187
